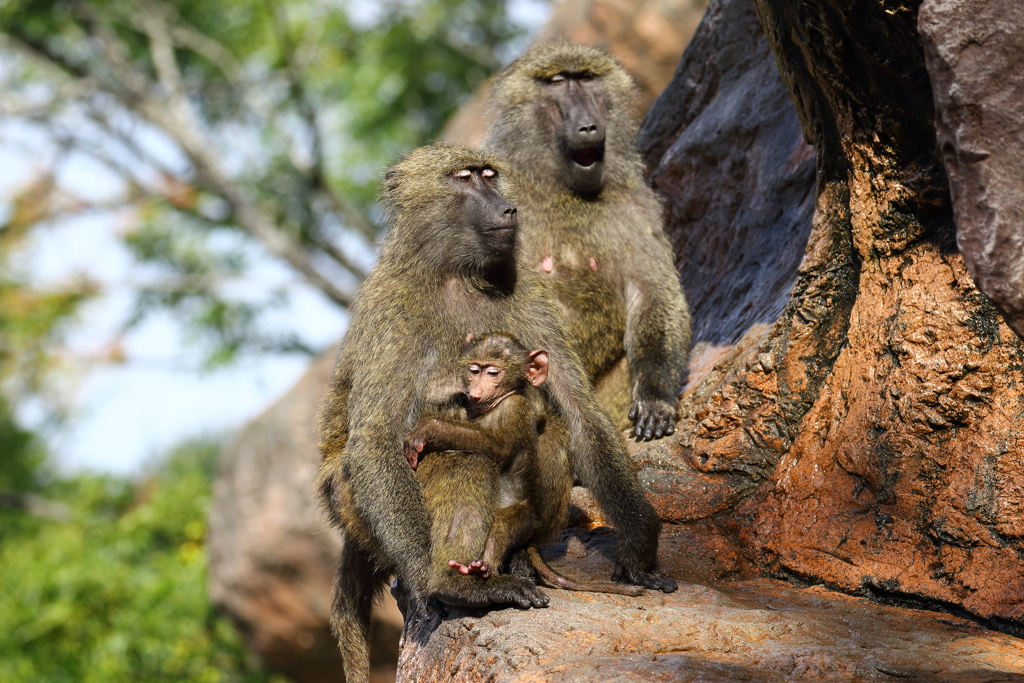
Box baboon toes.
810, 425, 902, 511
629, 398, 678, 441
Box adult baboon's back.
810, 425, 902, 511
486, 41, 691, 441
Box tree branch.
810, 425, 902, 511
264, 1, 378, 245
7, 2, 364, 308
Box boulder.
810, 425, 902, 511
919, 0, 1024, 340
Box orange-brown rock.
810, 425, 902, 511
398, 527, 1024, 682
401, 0, 1024, 676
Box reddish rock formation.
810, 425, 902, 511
919, 0, 1024, 341
732, 0, 1024, 626
399, 0, 1024, 676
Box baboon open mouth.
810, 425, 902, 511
569, 147, 604, 168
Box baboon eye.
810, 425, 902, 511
487, 368, 501, 377
578, 72, 596, 82
548, 74, 567, 84
482, 168, 496, 179
468, 364, 481, 375
455, 169, 472, 181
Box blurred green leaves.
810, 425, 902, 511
0, 440, 288, 683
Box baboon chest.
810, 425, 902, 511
524, 241, 626, 378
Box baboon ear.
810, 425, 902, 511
526, 350, 549, 386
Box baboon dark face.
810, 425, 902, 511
449, 166, 519, 258
539, 72, 608, 196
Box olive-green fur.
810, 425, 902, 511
485, 41, 691, 431
316, 142, 662, 682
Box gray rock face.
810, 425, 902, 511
920, 0, 1024, 340
638, 0, 816, 347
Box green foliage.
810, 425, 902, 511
0, 441, 286, 683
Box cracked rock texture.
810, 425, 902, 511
399, 527, 1024, 682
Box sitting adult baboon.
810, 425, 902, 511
316, 142, 674, 683
486, 40, 692, 441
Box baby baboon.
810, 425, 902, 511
316, 142, 673, 683
414, 333, 647, 594
486, 40, 692, 441
406, 333, 643, 597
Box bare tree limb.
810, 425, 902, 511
264, 0, 378, 246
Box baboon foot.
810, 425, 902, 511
449, 559, 491, 577
612, 563, 677, 593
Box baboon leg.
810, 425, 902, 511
332, 539, 389, 683
531, 416, 573, 543
417, 452, 548, 608
593, 355, 632, 431
418, 452, 498, 574
482, 502, 536, 571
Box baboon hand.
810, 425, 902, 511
403, 431, 427, 469
432, 574, 549, 609
399, 592, 443, 645
628, 397, 678, 441
612, 563, 678, 593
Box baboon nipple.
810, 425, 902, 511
542, 256, 553, 273
590, 257, 598, 271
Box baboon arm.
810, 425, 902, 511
344, 411, 432, 593
623, 239, 691, 407
622, 230, 691, 441
412, 396, 535, 464
532, 312, 663, 577
411, 417, 504, 457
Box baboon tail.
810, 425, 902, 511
332, 540, 388, 683
527, 545, 643, 597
